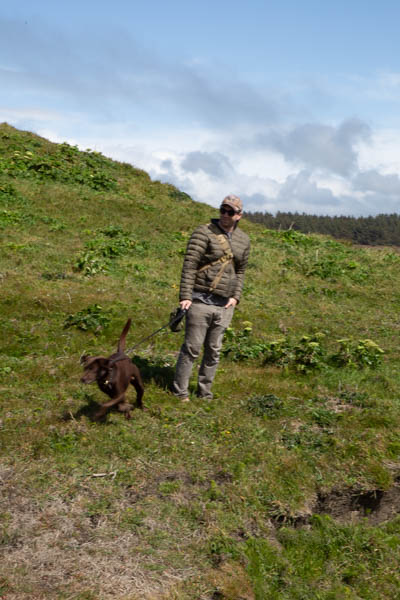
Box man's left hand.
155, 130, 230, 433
225, 298, 238, 309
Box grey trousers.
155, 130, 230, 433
172, 301, 234, 399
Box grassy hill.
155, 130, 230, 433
1, 122, 400, 599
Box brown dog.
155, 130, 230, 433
80, 319, 144, 420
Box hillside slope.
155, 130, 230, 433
1, 123, 400, 599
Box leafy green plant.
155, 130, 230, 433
48, 430, 81, 454
222, 321, 268, 361
383, 251, 400, 264
309, 406, 338, 427
0, 366, 12, 379
158, 480, 181, 495
331, 338, 384, 368
281, 426, 335, 452
261, 338, 291, 366
209, 534, 241, 565
224, 327, 383, 373
291, 333, 326, 372
74, 226, 140, 275
337, 388, 370, 407
223, 327, 326, 372
354, 339, 385, 367
245, 394, 283, 416
63, 304, 112, 332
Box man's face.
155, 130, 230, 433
219, 204, 242, 228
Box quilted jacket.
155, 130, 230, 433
179, 219, 250, 302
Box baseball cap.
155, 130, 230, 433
220, 194, 243, 213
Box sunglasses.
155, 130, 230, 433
220, 206, 237, 216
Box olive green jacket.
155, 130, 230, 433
179, 219, 250, 303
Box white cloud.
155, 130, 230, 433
252, 119, 371, 176
353, 170, 400, 195
180, 151, 233, 178
357, 128, 400, 173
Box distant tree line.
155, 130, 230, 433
244, 211, 400, 246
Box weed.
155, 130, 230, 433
309, 406, 338, 427
64, 304, 112, 332
0, 366, 12, 379
382, 251, 400, 264
206, 480, 223, 501
291, 333, 326, 372
337, 388, 370, 407
209, 534, 241, 565
48, 429, 81, 454
158, 480, 181, 495
222, 321, 269, 361
223, 326, 384, 373
331, 339, 384, 368
281, 426, 335, 452
119, 508, 145, 530
244, 394, 283, 417
74, 226, 143, 276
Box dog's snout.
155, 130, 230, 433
81, 372, 95, 384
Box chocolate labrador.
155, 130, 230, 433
80, 319, 144, 420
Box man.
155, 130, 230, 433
173, 195, 250, 402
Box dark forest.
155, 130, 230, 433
245, 211, 400, 246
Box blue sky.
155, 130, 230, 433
2, 1, 400, 215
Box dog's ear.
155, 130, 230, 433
80, 354, 90, 365
81, 355, 105, 368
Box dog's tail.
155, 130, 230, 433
118, 318, 132, 353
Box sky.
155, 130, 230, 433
1, 1, 400, 216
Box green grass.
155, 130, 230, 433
1, 123, 400, 599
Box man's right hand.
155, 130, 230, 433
180, 300, 192, 311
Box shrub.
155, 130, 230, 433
223, 326, 384, 372
291, 333, 326, 372
222, 322, 268, 361
331, 338, 384, 368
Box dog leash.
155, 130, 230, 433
109, 308, 188, 365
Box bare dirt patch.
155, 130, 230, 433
315, 482, 400, 525
271, 481, 400, 528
